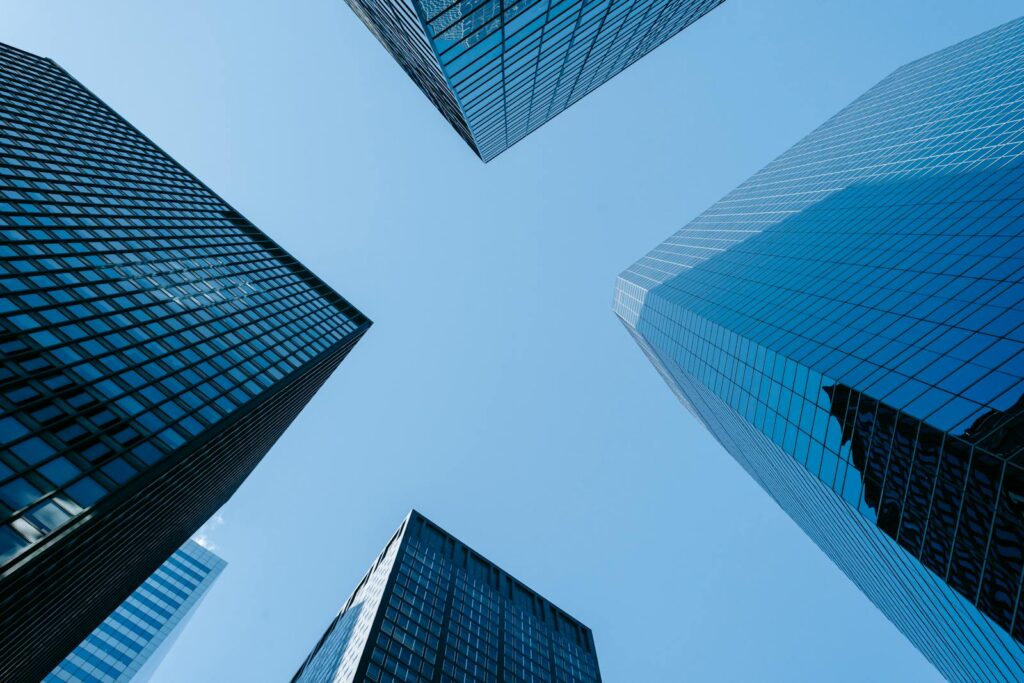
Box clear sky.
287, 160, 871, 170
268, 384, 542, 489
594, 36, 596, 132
4, 1, 1023, 681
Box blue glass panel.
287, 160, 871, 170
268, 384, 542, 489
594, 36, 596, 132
616, 16, 1024, 681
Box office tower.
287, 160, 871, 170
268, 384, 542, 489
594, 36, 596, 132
0, 42, 370, 681
293, 510, 602, 682
615, 16, 1024, 682
46, 539, 225, 683
342, 0, 723, 161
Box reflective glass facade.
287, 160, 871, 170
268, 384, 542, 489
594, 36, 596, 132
0, 42, 370, 680
46, 539, 225, 683
293, 510, 602, 682
615, 16, 1024, 683
342, 0, 722, 160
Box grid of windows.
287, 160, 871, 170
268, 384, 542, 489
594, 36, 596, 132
0, 42, 368, 566
344, 0, 723, 160
293, 511, 602, 683
615, 16, 1024, 682
0, 42, 370, 682
45, 539, 225, 683
445, 571, 500, 681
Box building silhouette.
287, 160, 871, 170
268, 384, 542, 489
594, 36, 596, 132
0, 42, 370, 680
342, 0, 724, 160
615, 16, 1024, 682
293, 510, 602, 682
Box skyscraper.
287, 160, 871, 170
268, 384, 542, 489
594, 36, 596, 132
615, 16, 1024, 682
342, 0, 723, 160
46, 539, 226, 683
0, 42, 370, 681
292, 510, 602, 682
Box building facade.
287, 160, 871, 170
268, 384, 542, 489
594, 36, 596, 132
0, 43, 370, 680
46, 539, 225, 683
293, 510, 602, 682
615, 16, 1024, 682
342, 0, 723, 160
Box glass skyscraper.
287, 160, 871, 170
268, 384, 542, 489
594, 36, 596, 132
0, 42, 370, 680
293, 510, 602, 682
615, 16, 1024, 683
46, 539, 225, 683
342, 0, 722, 160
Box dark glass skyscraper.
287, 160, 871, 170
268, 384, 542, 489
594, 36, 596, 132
293, 510, 602, 682
615, 17, 1024, 682
0, 43, 370, 680
46, 539, 225, 683
342, 0, 723, 160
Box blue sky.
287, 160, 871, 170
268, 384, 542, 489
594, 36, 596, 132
5, 1, 1023, 681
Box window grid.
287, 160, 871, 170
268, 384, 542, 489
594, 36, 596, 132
293, 511, 602, 683
615, 17, 1024, 682
0, 43, 368, 569
346, 0, 722, 160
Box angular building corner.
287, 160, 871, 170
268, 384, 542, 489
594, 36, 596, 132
615, 16, 1024, 682
0, 43, 370, 680
340, 0, 724, 160
292, 510, 602, 682
46, 539, 226, 683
